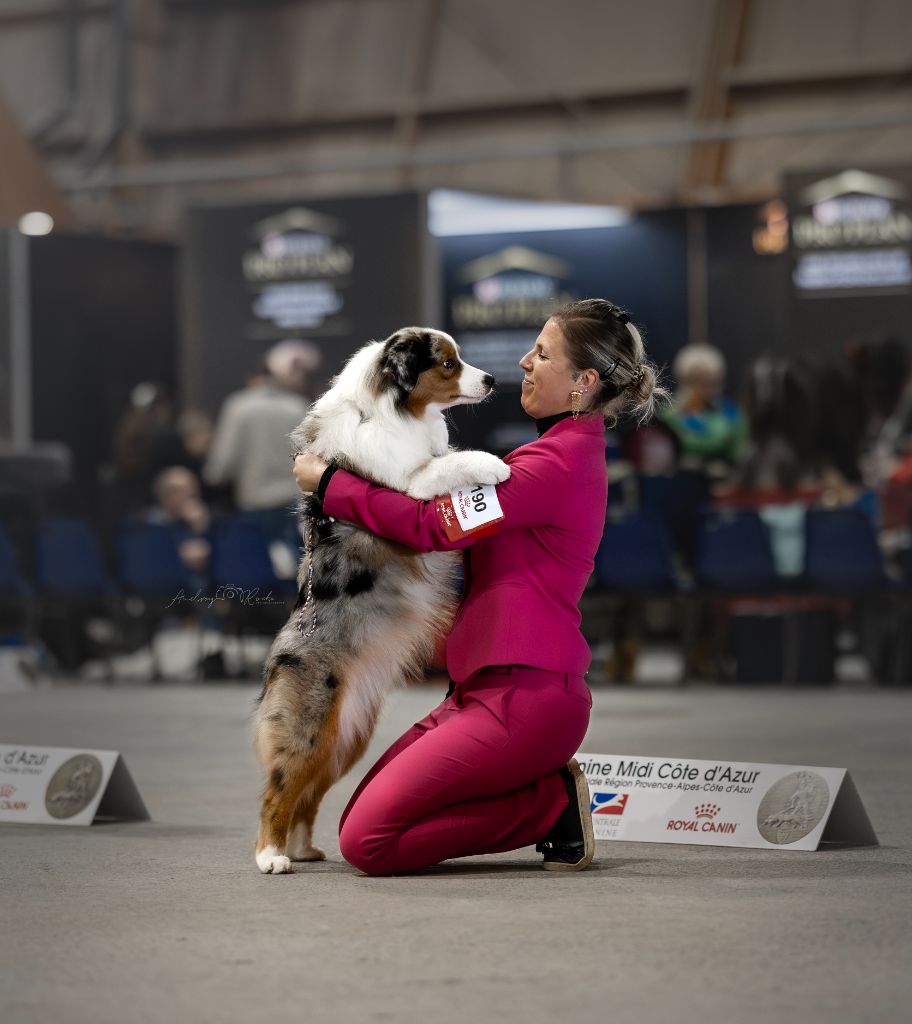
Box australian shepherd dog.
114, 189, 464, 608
254, 327, 510, 873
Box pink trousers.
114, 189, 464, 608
338, 666, 593, 875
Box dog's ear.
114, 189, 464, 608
380, 331, 434, 395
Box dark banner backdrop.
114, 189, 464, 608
705, 202, 790, 393
181, 192, 432, 417
440, 212, 689, 453
785, 166, 912, 353
28, 235, 177, 511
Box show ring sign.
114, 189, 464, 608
0, 745, 149, 826
577, 753, 877, 851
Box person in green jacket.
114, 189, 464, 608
658, 342, 746, 474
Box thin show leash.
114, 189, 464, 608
296, 516, 318, 638
292, 450, 319, 639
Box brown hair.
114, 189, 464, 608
549, 298, 667, 423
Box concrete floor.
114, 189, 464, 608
0, 680, 909, 1024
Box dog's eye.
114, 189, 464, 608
442, 359, 455, 369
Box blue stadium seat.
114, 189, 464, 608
696, 509, 778, 592
595, 511, 678, 593
118, 521, 195, 595
0, 523, 33, 599
638, 471, 710, 564
210, 516, 295, 595
804, 508, 888, 591
35, 518, 115, 596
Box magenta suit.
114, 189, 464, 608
322, 413, 608, 874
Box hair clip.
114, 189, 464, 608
599, 356, 621, 381
604, 301, 630, 325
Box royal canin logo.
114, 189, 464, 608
666, 803, 737, 835
694, 803, 720, 820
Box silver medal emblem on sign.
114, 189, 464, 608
757, 770, 830, 845
44, 755, 104, 819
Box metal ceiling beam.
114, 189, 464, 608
31, 0, 82, 143
130, 77, 688, 147
684, 0, 751, 193
395, 0, 443, 187
56, 107, 912, 193
724, 57, 912, 89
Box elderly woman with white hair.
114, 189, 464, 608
658, 341, 746, 474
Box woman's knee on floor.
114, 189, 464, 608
338, 814, 403, 876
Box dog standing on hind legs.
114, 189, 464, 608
254, 327, 510, 874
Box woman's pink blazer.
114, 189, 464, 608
322, 414, 609, 682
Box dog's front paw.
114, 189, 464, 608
459, 451, 511, 487
406, 450, 511, 499
256, 845, 293, 874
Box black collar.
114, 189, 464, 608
535, 410, 574, 437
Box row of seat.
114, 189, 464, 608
586, 504, 912, 685
0, 516, 299, 603
0, 505, 898, 608
594, 506, 894, 594
1, 505, 904, 683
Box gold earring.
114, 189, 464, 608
570, 388, 589, 419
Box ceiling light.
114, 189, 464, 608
18, 211, 54, 236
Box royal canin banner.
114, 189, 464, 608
577, 752, 877, 851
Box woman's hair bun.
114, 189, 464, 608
551, 299, 668, 424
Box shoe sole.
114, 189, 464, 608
543, 758, 595, 872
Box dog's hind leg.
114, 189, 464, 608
287, 789, 325, 862
254, 691, 323, 874
287, 728, 373, 862
255, 749, 315, 875
254, 654, 343, 873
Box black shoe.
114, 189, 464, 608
535, 759, 595, 872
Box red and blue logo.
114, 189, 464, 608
591, 792, 629, 816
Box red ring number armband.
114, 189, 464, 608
435, 484, 505, 542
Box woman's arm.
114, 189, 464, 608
294, 448, 574, 553
323, 471, 474, 552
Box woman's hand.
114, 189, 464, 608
293, 452, 329, 493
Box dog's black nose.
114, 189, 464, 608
483, 373, 496, 389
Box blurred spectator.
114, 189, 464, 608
658, 343, 746, 477
866, 355, 912, 536
811, 357, 867, 487
874, 374, 912, 464
203, 340, 321, 553
111, 382, 181, 510
846, 336, 910, 443
147, 466, 212, 578
144, 466, 231, 679
615, 419, 680, 476
739, 356, 824, 492
179, 409, 214, 467
167, 409, 230, 507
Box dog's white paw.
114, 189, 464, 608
256, 845, 292, 874
460, 452, 511, 486
407, 451, 511, 498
